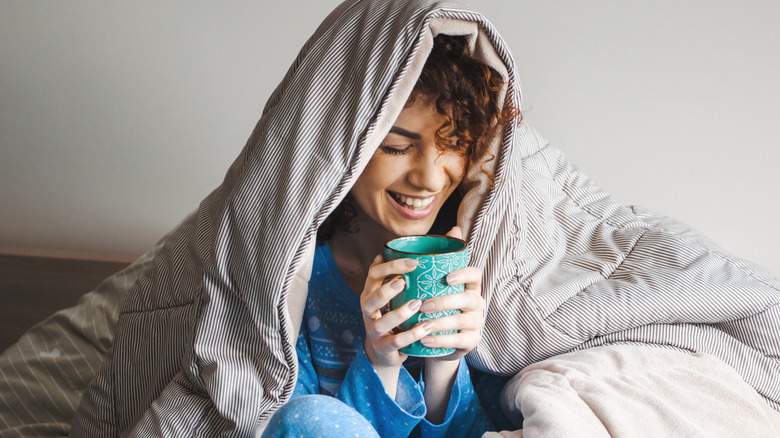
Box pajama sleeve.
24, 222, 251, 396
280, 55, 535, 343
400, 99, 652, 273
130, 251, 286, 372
336, 349, 426, 438
412, 358, 493, 438
293, 325, 426, 438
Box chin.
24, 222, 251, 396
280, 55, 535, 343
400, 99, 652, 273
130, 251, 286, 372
388, 221, 435, 238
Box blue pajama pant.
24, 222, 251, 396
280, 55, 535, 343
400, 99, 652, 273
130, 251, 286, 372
261, 395, 381, 438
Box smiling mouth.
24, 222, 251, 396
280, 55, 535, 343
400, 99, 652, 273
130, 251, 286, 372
388, 191, 435, 210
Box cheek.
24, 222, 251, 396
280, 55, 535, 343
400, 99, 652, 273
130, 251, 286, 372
362, 156, 404, 189
350, 177, 374, 209
447, 156, 469, 186
350, 160, 389, 208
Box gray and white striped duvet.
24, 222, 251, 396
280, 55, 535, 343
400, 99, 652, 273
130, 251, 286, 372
2, 0, 778, 436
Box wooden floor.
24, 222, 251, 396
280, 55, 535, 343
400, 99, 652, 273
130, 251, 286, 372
0, 254, 130, 351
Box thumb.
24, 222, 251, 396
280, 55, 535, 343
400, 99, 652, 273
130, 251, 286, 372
446, 226, 463, 239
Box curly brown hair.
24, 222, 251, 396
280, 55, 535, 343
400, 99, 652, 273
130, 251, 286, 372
317, 34, 516, 243
408, 34, 514, 178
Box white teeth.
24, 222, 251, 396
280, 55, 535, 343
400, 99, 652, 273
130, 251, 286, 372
394, 193, 434, 210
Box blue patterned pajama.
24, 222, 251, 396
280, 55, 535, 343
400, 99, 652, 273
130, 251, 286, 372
262, 244, 495, 437
261, 395, 380, 438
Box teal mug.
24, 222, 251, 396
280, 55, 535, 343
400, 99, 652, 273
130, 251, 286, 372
384, 235, 468, 357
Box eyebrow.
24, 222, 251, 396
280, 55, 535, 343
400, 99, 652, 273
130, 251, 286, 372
388, 126, 421, 140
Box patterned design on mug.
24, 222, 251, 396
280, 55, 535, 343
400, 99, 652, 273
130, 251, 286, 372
417, 252, 464, 298
408, 340, 452, 357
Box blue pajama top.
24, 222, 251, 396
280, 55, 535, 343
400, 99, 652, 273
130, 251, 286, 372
292, 244, 492, 438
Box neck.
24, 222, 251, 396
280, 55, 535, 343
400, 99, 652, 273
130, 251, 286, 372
327, 209, 396, 295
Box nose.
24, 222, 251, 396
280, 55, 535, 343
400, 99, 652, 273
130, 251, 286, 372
407, 147, 449, 193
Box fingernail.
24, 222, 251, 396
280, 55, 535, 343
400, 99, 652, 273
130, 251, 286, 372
405, 259, 418, 268
391, 279, 404, 290
446, 273, 460, 285
422, 322, 434, 332
421, 335, 434, 345
408, 299, 421, 311
420, 302, 435, 312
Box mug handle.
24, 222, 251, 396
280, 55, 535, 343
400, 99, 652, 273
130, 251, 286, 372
383, 274, 410, 312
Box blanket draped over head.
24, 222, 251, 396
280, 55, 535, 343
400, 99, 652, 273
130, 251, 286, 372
71, 0, 780, 436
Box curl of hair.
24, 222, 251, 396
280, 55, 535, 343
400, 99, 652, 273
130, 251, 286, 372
317, 34, 518, 243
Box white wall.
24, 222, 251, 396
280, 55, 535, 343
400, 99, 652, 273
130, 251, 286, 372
1, 1, 778, 275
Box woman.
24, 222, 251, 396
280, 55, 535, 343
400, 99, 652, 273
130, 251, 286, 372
69, 0, 779, 436
259, 34, 511, 437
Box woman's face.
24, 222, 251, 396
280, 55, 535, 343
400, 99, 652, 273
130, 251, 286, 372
350, 98, 467, 239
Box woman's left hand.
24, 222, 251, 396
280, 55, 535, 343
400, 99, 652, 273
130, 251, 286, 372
420, 226, 485, 362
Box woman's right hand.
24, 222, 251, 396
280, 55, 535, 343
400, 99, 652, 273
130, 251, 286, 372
360, 255, 435, 372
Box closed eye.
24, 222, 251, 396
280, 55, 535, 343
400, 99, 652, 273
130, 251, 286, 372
380, 145, 411, 155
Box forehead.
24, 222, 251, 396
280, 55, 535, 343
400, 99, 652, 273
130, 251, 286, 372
390, 99, 448, 133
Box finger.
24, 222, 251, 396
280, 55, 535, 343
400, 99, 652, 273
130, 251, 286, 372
361, 275, 406, 317
445, 266, 482, 293
370, 254, 384, 267
370, 299, 422, 336
364, 257, 418, 290
420, 311, 483, 334
362, 255, 385, 318
375, 321, 434, 352
445, 226, 463, 239
420, 291, 485, 314
420, 330, 480, 350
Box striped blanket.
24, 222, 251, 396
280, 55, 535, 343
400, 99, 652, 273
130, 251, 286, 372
3, 0, 777, 436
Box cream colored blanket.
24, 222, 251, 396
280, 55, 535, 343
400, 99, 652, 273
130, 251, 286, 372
488, 345, 780, 438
